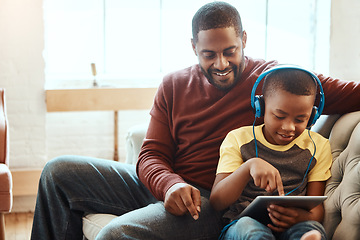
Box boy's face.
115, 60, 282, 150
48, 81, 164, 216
191, 27, 247, 90
263, 89, 315, 145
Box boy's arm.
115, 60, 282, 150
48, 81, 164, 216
210, 158, 285, 211
210, 167, 251, 211
210, 129, 285, 211
305, 181, 326, 222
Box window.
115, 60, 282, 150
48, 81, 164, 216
44, 0, 330, 87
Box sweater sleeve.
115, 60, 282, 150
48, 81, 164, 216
136, 81, 185, 201
317, 73, 360, 114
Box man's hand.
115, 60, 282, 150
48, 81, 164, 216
164, 183, 201, 220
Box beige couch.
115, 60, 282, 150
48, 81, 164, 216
321, 112, 360, 239
83, 111, 360, 240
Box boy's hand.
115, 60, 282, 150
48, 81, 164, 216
266, 204, 309, 232
248, 158, 285, 196
164, 183, 201, 220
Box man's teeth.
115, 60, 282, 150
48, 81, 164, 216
215, 71, 230, 76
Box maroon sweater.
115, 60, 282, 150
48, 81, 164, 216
137, 57, 360, 200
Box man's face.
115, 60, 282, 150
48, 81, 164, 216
192, 27, 247, 90
263, 89, 315, 145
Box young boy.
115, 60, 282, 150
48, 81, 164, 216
210, 67, 332, 240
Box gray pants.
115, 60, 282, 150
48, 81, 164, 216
31, 155, 223, 239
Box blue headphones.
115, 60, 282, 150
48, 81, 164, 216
251, 65, 325, 128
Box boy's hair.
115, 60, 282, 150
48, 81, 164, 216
262, 69, 317, 99
192, 2, 243, 43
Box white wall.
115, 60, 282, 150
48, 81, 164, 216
330, 0, 360, 80
46, 110, 150, 164
0, 0, 47, 168
0, 0, 359, 170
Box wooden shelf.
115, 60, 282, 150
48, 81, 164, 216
45, 87, 158, 161
45, 87, 158, 112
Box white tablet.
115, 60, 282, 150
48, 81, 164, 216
238, 196, 327, 225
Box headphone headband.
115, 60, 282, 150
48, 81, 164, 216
250, 64, 325, 128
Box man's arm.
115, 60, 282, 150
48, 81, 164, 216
317, 74, 360, 114
136, 115, 201, 219
136, 116, 183, 201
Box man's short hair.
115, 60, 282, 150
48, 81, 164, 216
192, 2, 243, 43
262, 69, 318, 99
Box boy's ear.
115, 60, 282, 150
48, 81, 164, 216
253, 95, 265, 118
307, 106, 318, 129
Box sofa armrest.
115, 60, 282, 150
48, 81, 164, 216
0, 88, 12, 214
125, 123, 148, 165
311, 114, 341, 138
0, 164, 12, 212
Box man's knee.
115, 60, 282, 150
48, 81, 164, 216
40, 155, 82, 187
42, 155, 71, 174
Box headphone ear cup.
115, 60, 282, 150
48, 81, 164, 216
253, 95, 265, 118
307, 106, 318, 128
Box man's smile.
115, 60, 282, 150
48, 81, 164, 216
213, 69, 232, 77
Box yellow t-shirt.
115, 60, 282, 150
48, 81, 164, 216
217, 125, 332, 221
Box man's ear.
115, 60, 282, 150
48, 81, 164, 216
191, 39, 198, 56
242, 30, 247, 49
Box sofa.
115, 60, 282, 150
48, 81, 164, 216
0, 89, 12, 240
83, 111, 360, 240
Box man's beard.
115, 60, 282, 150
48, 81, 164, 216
200, 64, 241, 91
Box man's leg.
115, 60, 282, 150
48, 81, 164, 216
31, 155, 157, 240
96, 193, 224, 240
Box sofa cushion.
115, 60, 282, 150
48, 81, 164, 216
311, 114, 341, 138
125, 123, 148, 165
82, 213, 117, 240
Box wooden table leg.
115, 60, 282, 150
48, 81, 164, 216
113, 111, 119, 161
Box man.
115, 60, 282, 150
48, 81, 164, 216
31, 2, 360, 239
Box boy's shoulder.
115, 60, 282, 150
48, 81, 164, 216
308, 130, 330, 141
307, 130, 331, 146
223, 126, 257, 148
226, 125, 260, 143
295, 130, 331, 152
229, 125, 255, 135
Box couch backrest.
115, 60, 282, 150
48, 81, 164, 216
323, 111, 360, 240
